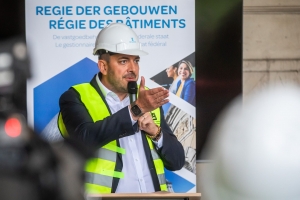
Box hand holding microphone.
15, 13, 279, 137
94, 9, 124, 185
127, 77, 167, 138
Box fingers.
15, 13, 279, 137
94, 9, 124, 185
156, 98, 169, 107
138, 112, 159, 135
139, 76, 145, 91
156, 96, 169, 105
146, 88, 169, 102
136, 78, 169, 113
138, 112, 151, 129
149, 86, 166, 95
155, 89, 169, 99
150, 88, 169, 106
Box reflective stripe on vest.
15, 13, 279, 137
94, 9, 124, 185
145, 109, 167, 191
58, 83, 166, 193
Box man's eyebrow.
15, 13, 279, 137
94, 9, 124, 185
117, 56, 140, 60
118, 57, 129, 60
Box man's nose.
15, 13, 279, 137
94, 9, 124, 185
127, 60, 137, 71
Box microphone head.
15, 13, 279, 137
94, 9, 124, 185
127, 81, 138, 94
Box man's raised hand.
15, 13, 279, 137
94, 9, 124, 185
136, 76, 169, 113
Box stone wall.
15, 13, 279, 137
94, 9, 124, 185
243, 0, 300, 99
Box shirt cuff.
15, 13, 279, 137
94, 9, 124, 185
152, 131, 163, 149
128, 105, 137, 126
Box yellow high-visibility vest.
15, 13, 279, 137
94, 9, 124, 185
58, 83, 167, 193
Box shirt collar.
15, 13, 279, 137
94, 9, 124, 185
96, 74, 108, 97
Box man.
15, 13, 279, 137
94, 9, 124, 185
58, 23, 185, 194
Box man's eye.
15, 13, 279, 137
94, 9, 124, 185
120, 60, 127, 64
135, 59, 140, 63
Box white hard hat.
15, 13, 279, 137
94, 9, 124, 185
93, 23, 148, 56
201, 84, 300, 200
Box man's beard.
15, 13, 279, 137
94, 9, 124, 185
107, 69, 128, 93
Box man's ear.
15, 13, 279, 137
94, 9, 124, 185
98, 59, 107, 75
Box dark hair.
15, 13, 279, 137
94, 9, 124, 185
96, 49, 117, 58
173, 65, 179, 76
96, 49, 117, 63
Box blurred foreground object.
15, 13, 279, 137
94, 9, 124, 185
0, 114, 87, 200
200, 84, 300, 200
0, 36, 30, 116
0, 37, 87, 200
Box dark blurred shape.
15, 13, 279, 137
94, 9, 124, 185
0, 36, 30, 117
0, 113, 59, 200
0, 2, 91, 197
0, 0, 27, 117
196, 0, 243, 159
200, 84, 300, 200
0, 1, 25, 40
0, 36, 90, 200
0, 115, 89, 200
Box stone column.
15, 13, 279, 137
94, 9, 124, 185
243, 0, 300, 100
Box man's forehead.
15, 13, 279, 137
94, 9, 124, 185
112, 53, 140, 59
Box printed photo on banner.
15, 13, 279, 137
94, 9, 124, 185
151, 53, 195, 106
151, 52, 196, 175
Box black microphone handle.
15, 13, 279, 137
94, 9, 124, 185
129, 94, 137, 104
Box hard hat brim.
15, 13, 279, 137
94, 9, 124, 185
117, 49, 148, 56
93, 48, 148, 56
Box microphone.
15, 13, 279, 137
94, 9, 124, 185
127, 81, 138, 103
128, 81, 139, 132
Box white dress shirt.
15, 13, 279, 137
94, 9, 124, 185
96, 76, 163, 193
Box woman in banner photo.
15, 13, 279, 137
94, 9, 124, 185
165, 65, 180, 94
175, 60, 196, 106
